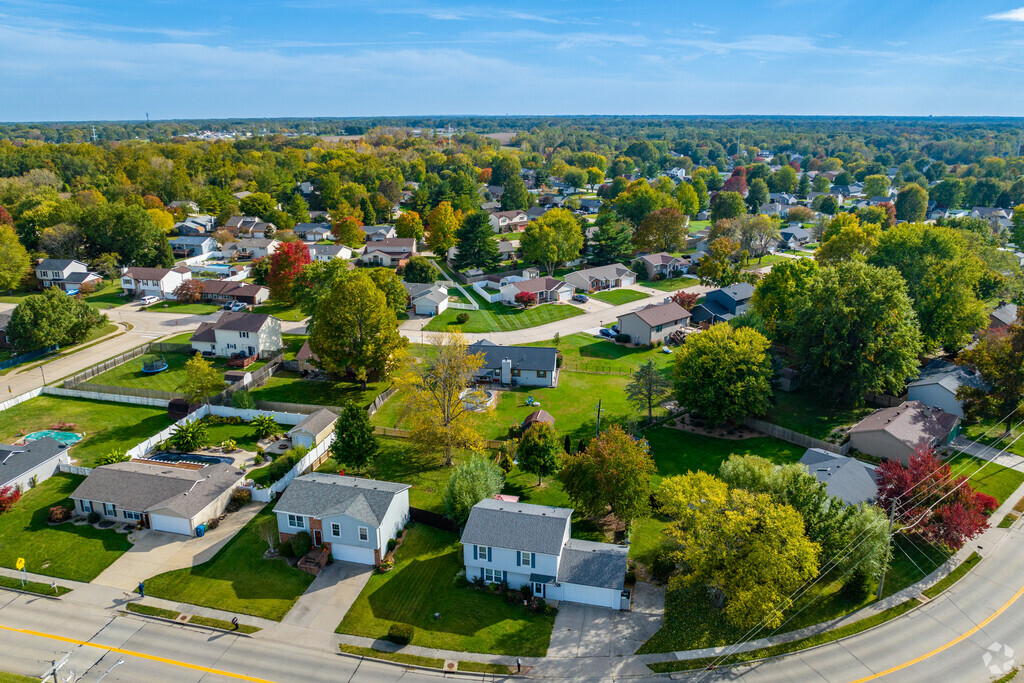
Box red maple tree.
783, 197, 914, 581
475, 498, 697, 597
267, 241, 311, 302
722, 175, 747, 195
876, 445, 995, 551
514, 291, 538, 307
0, 485, 20, 514
670, 290, 699, 310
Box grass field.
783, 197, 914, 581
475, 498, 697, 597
743, 253, 793, 269
422, 287, 583, 333
637, 277, 695, 292
143, 301, 221, 315
0, 283, 129, 310
759, 390, 875, 441
249, 371, 390, 408
336, 525, 555, 656
252, 299, 306, 321
589, 289, 650, 305
524, 333, 674, 375
0, 396, 173, 467
962, 420, 1024, 459
144, 506, 314, 621
85, 351, 264, 393
0, 474, 132, 581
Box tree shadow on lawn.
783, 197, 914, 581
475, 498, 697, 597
371, 443, 442, 482
75, 414, 175, 463
367, 555, 515, 638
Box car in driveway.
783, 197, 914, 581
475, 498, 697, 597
140, 295, 160, 305
229, 301, 249, 312
599, 327, 615, 338
573, 294, 589, 303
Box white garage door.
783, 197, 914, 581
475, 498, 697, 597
150, 515, 193, 536
331, 544, 376, 564
560, 582, 619, 609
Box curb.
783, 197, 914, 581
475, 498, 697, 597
119, 608, 257, 637
0, 585, 67, 601
335, 650, 522, 678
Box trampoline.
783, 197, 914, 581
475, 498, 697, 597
142, 356, 169, 374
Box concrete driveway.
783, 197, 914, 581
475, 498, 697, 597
91, 503, 262, 590
279, 560, 373, 631
546, 581, 665, 658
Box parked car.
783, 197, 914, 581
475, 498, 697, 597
573, 294, 589, 303
140, 295, 159, 305
611, 324, 620, 334
229, 301, 248, 312
599, 328, 615, 338
222, 301, 235, 310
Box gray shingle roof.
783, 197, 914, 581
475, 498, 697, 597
273, 474, 409, 526
556, 539, 628, 590
289, 409, 337, 437
71, 460, 244, 517
0, 437, 68, 487
461, 499, 571, 555
849, 401, 959, 447
718, 282, 755, 302
992, 303, 1018, 326
36, 259, 84, 271
468, 341, 558, 374
799, 448, 878, 506
909, 359, 986, 396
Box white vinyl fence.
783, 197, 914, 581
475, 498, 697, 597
472, 282, 502, 303
0, 387, 43, 412
248, 432, 336, 503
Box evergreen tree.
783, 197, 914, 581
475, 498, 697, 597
453, 211, 501, 271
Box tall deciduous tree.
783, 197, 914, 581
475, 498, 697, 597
956, 309, 1024, 436
656, 472, 820, 629
750, 257, 819, 339
403, 256, 436, 284
239, 192, 275, 218
676, 181, 699, 216
398, 331, 484, 467
309, 271, 405, 387
0, 225, 30, 291
560, 424, 656, 526
815, 213, 880, 264
673, 323, 774, 425
426, 201, 459, 255
633, 208, 688, 253
453, 211, 501, 271
861, 174, 890, 199
691, 176, 709, 210
521, 208, 583, 276
367, 267, 408, 315
6, 287, 104, 352
330, 403, 378, 473
395, 211, 424, 240
785, 260, 922, 405
332, 216, 364, 247
177, 353, 224, 405
625, 360, 671, 424
709, 191, 746, 222
517, 422, 562, 485
895, 183, 928, 222
443, 458, 505, 525
613, 179, 673, 226
79, 204, 173, 267
267, 240, 311, 301
696, 237, 755, 288
745, 178, 769, 212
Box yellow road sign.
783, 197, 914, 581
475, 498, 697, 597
15, 557, 24, 570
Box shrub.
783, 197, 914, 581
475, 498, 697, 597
0, 485, 21, 514
649, 549, 677, 584
206, 517, 220, 531
226, 488, 251, 512
253, 454, 264, 465
221, 439, 237, 452
97, 449, 128, 466
378, 557, 395, 573
231, 389, 255, 409
455, 312, 470, 325
387, 538, 397, 552
279, 540, 295, 558
87, 511, 101, 524
387, 623, 414, 645
169, 419, 208, 451
47, 506, 72, 523
250, 414, 280, 439
614, 332, 631, 344
290, 530, 312, 558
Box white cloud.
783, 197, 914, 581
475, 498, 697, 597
986, 7, 1024, 21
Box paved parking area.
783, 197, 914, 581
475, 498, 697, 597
280, 560, 373, 630
546, 581, 665, 657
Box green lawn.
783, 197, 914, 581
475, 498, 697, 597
85, 351, 263, 393
0, 283, 128, 310
951, 455, 1024, 505
337, 524, 555, 656
962, 420, 1024, 459
0, 396, 174, 467
250, 371, 390, 408
743, 253, 792, 270
281, 333, 307, 361
0, 672, 45, 683
523, 333, 674, 375
143, 301, 222, 315
759, 390, 875, 442
252, 299, 306, 322
589, 289, 650, 305
637, 278, 694, 292
161, 331, 196, 344
422, 288, 583, 333
203, 419, 263, 452
144, 506, 314, 621
0, 474, 132, 581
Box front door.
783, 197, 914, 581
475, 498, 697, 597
533, 582, 545, 598
313, 529, 322, 547
247, 346, 256, 357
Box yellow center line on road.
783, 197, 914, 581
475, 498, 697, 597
849, 582, 1024, 682
0, 623, 274, 682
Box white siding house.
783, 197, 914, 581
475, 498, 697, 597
0, 437, 71, 492
121, 266, 193, 299
189, 312, 283, 358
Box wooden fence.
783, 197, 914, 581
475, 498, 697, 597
62, 342, 194, 388
743, 417, 850, 455
410, 507, 458, 533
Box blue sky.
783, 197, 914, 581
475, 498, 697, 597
1, 0, 1023, 121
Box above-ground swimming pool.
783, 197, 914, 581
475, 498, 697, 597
147, 452, 234, 466
24, 430, 82, 447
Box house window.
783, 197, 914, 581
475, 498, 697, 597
103, 503, 115, 517
331, 523, 340, 537
536, 370, 547, 379
476, 545, 489, 560
483, 568, 500, 583
123, 510, 142, 521
239, 331, 249, 339
358, 527, 369, 542
287, 514, 304, 529
80, 500, 91, 513
227, 343, 236, 350
521, 551, 532, 567
511, 369, 521, 377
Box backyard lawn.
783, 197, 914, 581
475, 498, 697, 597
203, 418, 263, 452
253, 299, 306, 322
759, 390, 875, 442
0, 396, 174, 467
589, 289, 650, 306
523, 333, 674, 375
636, 277, 695, 293
84, 351, 265, 393
249, 371, 390, 408
0, 474, 132, 581
144, 506, 314, 621
281, 333, 307, 361
143, 300, 221, 315
743, 253, 794, 270
336, 524, 555, 656
422, 288, 583, 333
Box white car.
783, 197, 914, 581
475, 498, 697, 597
140, 295, 160, 305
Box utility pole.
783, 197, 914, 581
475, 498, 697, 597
42, 652, 71, 683
876, 503, 896, 600
91, 125, 98, 142
595, 399, 602, 438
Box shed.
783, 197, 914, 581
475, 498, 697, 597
288, 409, 338, 448
523, 410, 555, 429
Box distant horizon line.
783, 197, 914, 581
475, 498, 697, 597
3, 113, 1024, 126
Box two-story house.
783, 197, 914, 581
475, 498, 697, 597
563, 264, 636, 292
121, 266, 193, 299
273, 474, 410, 564
169, 236, 218, 258
189, 312, 282, 358
617, 300, 692, 346
488, 210, 529, 234
690, 282, 755, 324
358, 238, 416, 268
461, 499, 629, 609
33, 259, 102, 292
174, 215, 217, 236
224, 239, 280, 260
636, 253, 689, 281
361, 224, 397, 242
467, 340, 559, 387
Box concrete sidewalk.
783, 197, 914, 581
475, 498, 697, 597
951, 436, 1024, 472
